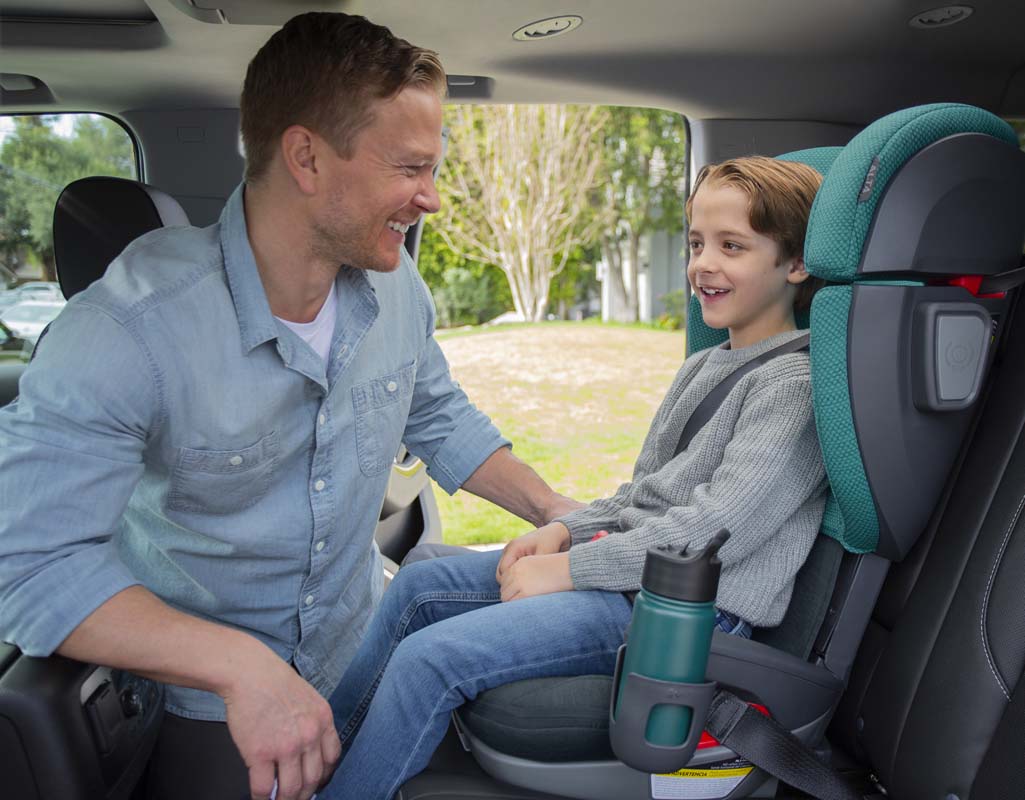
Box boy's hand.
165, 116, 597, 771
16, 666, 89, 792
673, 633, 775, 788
499, 552, 573, 601
496, 521, 570, 581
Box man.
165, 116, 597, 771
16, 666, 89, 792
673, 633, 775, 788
0, 13, 578, 800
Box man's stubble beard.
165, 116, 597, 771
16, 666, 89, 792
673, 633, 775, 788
310, 192, 399, 273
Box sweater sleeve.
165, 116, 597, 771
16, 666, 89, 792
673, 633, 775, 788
555, 351, 712, 545
568, 374, 824, 592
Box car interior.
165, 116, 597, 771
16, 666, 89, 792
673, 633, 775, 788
2, 2, 1025, 800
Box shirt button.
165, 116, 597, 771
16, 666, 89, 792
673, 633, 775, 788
229, 455, 243, 466
305, 594, 315, 607
314, 479, 326, 492
318, 414, 326, 426
315, 540, 325, 552
386, 381, 398, 393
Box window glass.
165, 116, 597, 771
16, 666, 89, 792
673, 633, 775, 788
0, 114, 136, 359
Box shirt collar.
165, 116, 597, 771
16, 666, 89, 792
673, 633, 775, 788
219, 183, 280, 354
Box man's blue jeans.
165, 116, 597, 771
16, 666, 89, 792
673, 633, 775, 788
319, 550, 632, 799
319, 549, 751, 800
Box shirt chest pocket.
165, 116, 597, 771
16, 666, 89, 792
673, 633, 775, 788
352, 362, 416, 477
168, 431, 280, 515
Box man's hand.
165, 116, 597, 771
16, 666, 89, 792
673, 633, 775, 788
499, 552, 573, 601
496, 521, 571, 581
221, 642, 341, 800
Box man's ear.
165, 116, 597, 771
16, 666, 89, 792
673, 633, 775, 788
787, 257, 810, 285
280, 125, 319, 196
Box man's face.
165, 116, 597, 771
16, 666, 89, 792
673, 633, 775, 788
311, 86, 443, 272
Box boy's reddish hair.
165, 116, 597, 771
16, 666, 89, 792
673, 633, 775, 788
685, 156, 824, 311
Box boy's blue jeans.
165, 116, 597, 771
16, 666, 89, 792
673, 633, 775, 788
319, 549, 750, 800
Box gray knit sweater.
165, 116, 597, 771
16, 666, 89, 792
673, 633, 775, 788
559, 329, 827, 627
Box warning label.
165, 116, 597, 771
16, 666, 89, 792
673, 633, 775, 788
650, 758, 754, 799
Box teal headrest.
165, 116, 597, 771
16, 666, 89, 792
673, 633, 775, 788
805, 103, 1018, 283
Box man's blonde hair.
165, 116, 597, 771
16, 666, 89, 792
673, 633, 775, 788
240, 12, 446, 183
685, 156, 824, 310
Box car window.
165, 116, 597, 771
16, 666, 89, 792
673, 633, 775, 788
0, 113, 138, 289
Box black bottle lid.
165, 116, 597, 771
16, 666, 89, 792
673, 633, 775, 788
641, 529, 730, 602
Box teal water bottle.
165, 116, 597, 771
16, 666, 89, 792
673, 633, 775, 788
614, 530, 729, 746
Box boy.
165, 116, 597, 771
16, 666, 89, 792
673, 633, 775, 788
318, 156, 828, 800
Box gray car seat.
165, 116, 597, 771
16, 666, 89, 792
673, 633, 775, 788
410, 104, 1025, 800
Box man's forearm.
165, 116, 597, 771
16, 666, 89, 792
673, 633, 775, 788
56, 584, 266, 698
461, 446, 584, 528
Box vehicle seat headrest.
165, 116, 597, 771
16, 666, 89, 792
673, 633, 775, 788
806, 103, 1020, 283
53, 176, 190, 300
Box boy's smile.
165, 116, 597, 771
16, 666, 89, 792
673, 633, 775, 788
687, 182, 809, 349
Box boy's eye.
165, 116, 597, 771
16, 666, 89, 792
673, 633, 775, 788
688, 240, 702, 251
723, 241, 743, 252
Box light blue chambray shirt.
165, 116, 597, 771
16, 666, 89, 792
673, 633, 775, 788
0, 184, 509, 720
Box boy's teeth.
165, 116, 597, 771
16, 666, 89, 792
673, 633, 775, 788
387, 221, 410, 234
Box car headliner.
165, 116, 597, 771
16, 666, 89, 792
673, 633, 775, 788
1, 0, 1024, 124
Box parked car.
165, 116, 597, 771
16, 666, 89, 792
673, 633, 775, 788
0, 281, 63, 312
2, 3, 1025, 800
0, 299, 65, 343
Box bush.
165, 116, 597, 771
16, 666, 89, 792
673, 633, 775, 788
433, 266, 507, 328
655, 288, 689, 330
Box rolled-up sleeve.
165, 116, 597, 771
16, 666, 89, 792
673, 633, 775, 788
0, 302, 157, 655
400, 271, 509, 495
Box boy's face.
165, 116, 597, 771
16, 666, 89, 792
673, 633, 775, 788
687, 182, 809, 349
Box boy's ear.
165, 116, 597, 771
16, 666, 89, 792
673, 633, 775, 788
787, 257, 810, 285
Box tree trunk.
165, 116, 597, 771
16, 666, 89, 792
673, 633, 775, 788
625, 232, 641, 323
601, 236, 629, 322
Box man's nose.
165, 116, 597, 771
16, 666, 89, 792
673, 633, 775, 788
416, 175, 441, 215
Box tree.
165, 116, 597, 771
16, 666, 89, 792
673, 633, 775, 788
0, 115, 134, 280
598, 108, 688, 322
434, 105, 610, 322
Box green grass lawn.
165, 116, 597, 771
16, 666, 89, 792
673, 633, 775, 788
433, 322, 687, 545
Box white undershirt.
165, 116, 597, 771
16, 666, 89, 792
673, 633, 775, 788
275, 281, 338, 365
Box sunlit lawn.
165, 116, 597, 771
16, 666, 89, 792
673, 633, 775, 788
433, 321, 686, 545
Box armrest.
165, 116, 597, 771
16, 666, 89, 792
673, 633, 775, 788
707, 631, 844, 730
